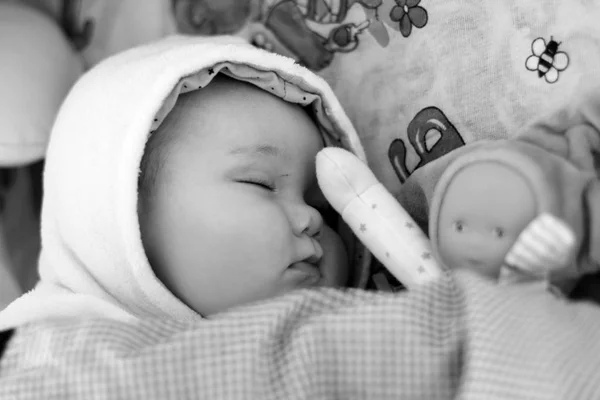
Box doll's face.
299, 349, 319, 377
437, 162, 536, 279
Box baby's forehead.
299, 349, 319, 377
164, 77, 320, 148
167, 76, 306, 130
167, 77, 256, 122
173, 75, 288, 114
154, 78, 252, 144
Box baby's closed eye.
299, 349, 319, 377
237, 178, 276, 192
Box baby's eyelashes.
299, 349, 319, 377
238, 178, 276, 192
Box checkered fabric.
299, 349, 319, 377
1, 272, 599, 399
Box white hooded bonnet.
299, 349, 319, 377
0, 35, 368, 329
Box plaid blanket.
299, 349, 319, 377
1, 272, 599, 399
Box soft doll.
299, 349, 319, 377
317, 147, 573, 291
431, 129, 599, 293
317, 126, 599, 292
428, 142, 578, 291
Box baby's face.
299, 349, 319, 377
141, 78, 348, 316
437, 163, 536, 279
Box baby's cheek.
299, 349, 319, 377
216, 204, 291, 266
252, 215, 292, 253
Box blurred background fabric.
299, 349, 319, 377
0, 1, 81, 308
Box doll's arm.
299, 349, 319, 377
499, 213, 576, 285
316, 148, 444, 289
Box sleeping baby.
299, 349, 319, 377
0, 36, 370, 327
137, 73, 350, 316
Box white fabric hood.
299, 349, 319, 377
0, 35, 366, 329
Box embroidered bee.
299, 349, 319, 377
526, 36, 569, 84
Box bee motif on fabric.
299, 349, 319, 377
526, 36, 569, 84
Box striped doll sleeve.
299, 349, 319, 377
499, 213, 576, 288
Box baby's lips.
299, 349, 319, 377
290, 261, 322, 286
316, 148, 378, 213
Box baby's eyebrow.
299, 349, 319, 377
229, 144, 282, 158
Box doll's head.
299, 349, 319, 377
429, 141, 562, 279
436, 162, 537, 278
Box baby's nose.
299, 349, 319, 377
302, 207, 323, 238
291, 202, 323, 238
